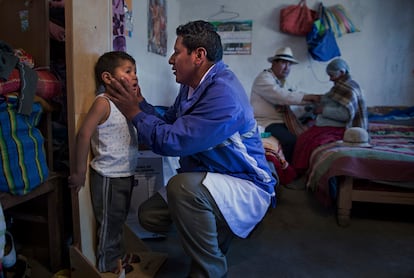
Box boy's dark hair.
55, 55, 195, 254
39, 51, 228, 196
94, 51, 135, 90
176, 20, 223, 62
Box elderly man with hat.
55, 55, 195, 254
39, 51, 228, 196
250, 46, 320, 164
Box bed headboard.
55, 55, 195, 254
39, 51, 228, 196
0, 0, 49, 67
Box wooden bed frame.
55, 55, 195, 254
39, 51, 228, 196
306, 106, 414, 227
337, 177, 414, 226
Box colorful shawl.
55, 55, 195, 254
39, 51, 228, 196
283, 106, 309, 136
326, 76, 368, 129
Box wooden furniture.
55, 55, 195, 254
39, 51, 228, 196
337, 177, 414, 226
306, 107, 414, 226
0, 172, 64, 272
0, 0, 49, 67
0, 0, 66, 272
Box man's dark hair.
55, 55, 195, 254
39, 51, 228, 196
176, 20, 223, 62
94, 51, 135, 89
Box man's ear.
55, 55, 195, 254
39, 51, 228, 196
101, 72, 112, 85
195, 47, 207, 60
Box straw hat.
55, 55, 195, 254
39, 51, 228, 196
267, 47, 299, 64
338, 127, 371, 147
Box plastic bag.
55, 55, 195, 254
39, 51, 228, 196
280, 0, 318, 36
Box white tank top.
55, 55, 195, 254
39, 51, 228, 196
90, 94, 138, 177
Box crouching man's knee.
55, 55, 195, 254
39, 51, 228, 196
138, 192, 172, 234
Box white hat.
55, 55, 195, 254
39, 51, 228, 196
267, 47, 299, 64
338, 127, 371, 147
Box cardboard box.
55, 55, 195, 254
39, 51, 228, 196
126, 151, 179, 239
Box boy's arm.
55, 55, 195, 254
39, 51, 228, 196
68, 97, 109, 192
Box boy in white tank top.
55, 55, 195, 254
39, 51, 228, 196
68, 51, 140, 274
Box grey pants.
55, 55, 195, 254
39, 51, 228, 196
90, 168, 134, 272
139, 172, 233, 278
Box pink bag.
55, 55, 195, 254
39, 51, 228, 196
280, 0, 318, 36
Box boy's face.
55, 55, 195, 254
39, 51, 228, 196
112, 60, 138, 94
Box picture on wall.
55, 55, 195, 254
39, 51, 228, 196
210, 20, 252, 55
113, 0, 126, 51
124, 0, 133, 37
148, 0, 167, 56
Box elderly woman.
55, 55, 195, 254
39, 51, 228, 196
291, 58, 368, 175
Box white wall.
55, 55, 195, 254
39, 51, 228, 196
127, 0, 414, 107
126, 0, 180, 106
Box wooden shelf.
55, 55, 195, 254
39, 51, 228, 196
0, 173, 65, 272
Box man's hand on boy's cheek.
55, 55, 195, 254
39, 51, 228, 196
107, 77, 142, 120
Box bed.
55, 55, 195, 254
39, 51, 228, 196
305, 106, 414, 226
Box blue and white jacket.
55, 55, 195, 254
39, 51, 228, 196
131, 61, 276, 196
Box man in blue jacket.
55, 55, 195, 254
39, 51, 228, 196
108, 20, 276, 278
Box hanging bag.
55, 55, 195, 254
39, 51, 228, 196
280, 0, 318, 36
324, 4, 360, 37
306, 4, 341, 62
0, 95, 49, 195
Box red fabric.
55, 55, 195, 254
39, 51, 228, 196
0, 69, 61, 100
292, 126, 345, 173
262, 135, 297, 185
280, 0, 318, 36
266, 154, 297, 185
14, 48, 35, 68
35, 70, 62, 99
0, 69, 20, 95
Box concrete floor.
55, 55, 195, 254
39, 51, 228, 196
144, 186, 414, 277
8, 186, 414, 277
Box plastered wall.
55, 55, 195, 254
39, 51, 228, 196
126, 0, 414, 107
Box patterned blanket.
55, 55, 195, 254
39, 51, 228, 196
262, 135, 297, 185
306, 121, 414, 206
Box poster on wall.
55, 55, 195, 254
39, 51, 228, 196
148, 0, 167, 56
210, 20, 252, 55
113, 0, 126, 51
124, 0, 133, 38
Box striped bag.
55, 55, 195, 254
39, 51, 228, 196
0, 95, 48, 195
324, 4, 360, 37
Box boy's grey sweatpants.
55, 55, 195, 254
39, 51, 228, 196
90, 168, 134, 272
